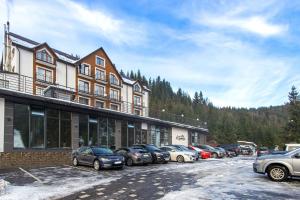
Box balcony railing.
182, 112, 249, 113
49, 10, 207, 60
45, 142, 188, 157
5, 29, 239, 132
0, 72, 207, 129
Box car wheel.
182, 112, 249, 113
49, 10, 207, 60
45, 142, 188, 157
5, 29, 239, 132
267, 165, 288, 182
212, 153, 218, 158
126, 158, 133, 166
94, 160, 101, 171
73, 157, 78, 166
176, 155, 184, 163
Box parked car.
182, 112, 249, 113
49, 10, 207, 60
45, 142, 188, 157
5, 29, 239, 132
218, 144, 241, 156
240, 146, 253, 155
257, 147, 269, 157
115, 147, 152, 166
132, 144, 170, 164
188, 145, 211, 159
285, 144, 300, 151
160, 145, 195, 163
253, 148, 300, 181
214, 147, 228, 157
72, 146, 125, 170
171, 145, 200, 160
196, 145, 225, 158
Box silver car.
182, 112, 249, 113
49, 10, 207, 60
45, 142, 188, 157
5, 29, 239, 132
253, 148, 300, 181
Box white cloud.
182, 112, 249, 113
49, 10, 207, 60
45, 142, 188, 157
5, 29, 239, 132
201, 15, 287, 37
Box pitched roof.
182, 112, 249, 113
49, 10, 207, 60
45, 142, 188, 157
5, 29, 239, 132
122, 75, 151, 91
8, 32, 79, 64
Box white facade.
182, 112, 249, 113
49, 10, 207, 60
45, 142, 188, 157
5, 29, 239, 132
56, 61, 76, 88
171, 127, 189, 146
0, 98, 4, 152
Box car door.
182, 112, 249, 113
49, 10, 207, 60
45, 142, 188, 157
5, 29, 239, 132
292, 152, 300, 175
77, 147, 87, 164
81, 148, 95, 165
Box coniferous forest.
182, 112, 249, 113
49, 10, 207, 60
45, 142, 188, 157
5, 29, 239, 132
121, 70, 300, 148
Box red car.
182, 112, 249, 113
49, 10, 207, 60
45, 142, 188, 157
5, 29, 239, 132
188, 145, 211, 159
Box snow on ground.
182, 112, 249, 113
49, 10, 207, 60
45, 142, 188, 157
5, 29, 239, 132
0, 166, 119, 200
162, 157, 300, 200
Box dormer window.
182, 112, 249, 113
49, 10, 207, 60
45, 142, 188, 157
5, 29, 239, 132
110, 74, 119, 85
36, 49, 53, 63
134, 84, 141, 92
96, 56, 105, 67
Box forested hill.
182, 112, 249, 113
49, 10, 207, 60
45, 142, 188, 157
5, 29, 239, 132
121, 70, 293, 147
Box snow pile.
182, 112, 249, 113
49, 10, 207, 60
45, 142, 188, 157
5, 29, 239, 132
0, 179, 9, 195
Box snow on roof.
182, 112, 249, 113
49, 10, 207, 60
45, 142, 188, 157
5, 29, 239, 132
9, 32, 79, 64
122, 76, 151, 91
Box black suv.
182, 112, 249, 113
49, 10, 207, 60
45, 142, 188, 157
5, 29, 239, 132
131, 144, 170, 164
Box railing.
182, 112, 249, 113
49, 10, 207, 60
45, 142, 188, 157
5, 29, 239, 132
0, 72, 207, 129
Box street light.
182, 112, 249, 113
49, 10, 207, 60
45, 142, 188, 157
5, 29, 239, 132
162, 109, 165, 112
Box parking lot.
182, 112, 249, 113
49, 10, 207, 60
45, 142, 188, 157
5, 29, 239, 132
1, 157, 300, 200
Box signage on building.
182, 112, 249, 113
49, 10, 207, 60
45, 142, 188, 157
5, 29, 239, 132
176, 134, 186, 141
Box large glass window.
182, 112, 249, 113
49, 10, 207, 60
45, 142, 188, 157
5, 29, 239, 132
30, 108, 45, 148
13, 104, 29, 148
108, 119, 116, 149
99, 117, 108, 146
160, 127, 169, 146
134, 96, 141, 106
79, 115, 89, 146
60, 111, 71, 148
121, 121, 128, 147
128, 122, 135, 147
46, 109, 59, 148
89, 118, 98, 146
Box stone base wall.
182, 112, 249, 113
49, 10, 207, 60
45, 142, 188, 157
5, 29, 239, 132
0, 151, 72, 169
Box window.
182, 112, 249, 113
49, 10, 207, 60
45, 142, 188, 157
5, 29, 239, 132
36, 67, 52, 83
89, 118, 98, 146
13, 104, 29, 148
13, 104, 71, 149
96, 101, 104, 108
95, 85, 105, 96
134, 84, 141, 92
134, 109, 141, 116
99, 117, 108, 146
60, 111, 71, 148
110, 89, 119, 101
96, 56, 105, 67
95, 69, 105, 81
108, 119, 116, 149
36, 49, 53, 63
78, 80, 89, 93
46, 109, 59, 148
0, 79, 9, 89
134, 96, 141, 106
79, 97, 89, 105
79, 64, 90, 76
36, 87, 44, 96
30, 108, 45, 148
110, 104, 119, 111
110, 74, 119, 85
79, 115, 88, 146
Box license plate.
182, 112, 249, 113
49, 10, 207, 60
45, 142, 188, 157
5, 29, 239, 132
143, 154, 149, 157
114, 161, 122, 164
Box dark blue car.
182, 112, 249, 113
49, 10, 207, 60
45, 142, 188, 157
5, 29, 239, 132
72, 146, 125, 170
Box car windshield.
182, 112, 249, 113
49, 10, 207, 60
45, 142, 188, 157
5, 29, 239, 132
285, 148, 300, 156
146, 145, 160, 151
92, 148, 113, 155
131, 148, 148, 153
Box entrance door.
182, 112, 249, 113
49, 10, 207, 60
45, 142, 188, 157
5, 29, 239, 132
141, 130, 147, 144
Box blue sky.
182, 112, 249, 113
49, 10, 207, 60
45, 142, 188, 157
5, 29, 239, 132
1, 0, 300, 108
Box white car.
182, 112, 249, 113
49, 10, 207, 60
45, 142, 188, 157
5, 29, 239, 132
160, 145, 195, 163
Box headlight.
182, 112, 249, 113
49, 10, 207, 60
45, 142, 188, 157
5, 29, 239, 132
100, 157, 110, 162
